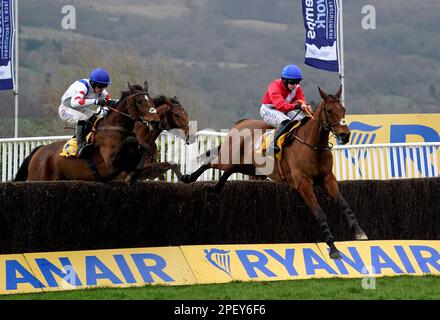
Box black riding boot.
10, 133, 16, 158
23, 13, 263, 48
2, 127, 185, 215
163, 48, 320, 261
267, 119, 293, 157
76, 120, 93, 158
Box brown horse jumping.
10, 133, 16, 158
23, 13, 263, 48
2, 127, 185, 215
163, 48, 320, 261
181, 85, 368, 259
14, 82, 160, 182
121, 95, 195, 181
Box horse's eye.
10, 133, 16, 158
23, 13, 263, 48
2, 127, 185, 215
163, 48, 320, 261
149, 108, 157, 114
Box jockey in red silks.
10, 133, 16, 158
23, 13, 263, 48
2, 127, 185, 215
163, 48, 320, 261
58, 68, 117, 158
260, 64, 313, 155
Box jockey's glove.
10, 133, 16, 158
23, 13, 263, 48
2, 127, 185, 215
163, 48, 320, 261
98, 106, 110, 117
94, 98, 107, 107
301, 103, 313, 114
107, 99, 118, 107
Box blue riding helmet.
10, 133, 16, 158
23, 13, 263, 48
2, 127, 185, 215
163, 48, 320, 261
281, 65, 303, 80
90, 68, 111, 85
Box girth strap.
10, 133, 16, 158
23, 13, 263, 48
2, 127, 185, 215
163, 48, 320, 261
86, 159, 123, 183
87, 159, 104, 182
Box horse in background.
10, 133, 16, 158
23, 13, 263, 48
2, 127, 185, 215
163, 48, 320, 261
14, 82, 160, 182
181, 85, 368, 259
121, 95, 195, 182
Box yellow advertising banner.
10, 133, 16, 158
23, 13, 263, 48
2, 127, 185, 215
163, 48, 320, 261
1, 241, 439, 295
329, 114, 440, 179
316, 240, 440, 278
182, 241, 440, 283
1, 247, 196, 295
0, 254, 44, 295
333, 114, 440, 145
180, 243, 327, 283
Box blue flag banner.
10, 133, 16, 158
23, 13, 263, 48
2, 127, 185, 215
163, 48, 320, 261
302, 0, 339, 72
0, 0, 14, 90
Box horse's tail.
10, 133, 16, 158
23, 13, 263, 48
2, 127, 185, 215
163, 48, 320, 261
13, 145, 43, 181
197, 145, 221, 164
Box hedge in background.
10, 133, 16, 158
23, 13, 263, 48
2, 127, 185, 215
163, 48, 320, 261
0, 178, 439, 254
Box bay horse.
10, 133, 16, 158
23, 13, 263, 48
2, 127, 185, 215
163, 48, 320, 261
120, 95, 195, 182
14, 82, 160, 182
181, 85, 368, 259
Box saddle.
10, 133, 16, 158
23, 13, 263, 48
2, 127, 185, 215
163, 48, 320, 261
59, 115, 103, 158
255, 120, 302, 160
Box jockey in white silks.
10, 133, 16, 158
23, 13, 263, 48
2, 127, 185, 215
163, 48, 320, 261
58, 67, 117, 158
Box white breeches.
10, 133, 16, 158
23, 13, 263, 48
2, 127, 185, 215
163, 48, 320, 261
260, 104, 305, 126
58, 104, 95, 124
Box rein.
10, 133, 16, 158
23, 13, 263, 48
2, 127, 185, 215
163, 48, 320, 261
290, 101, 345, 152
102, 92, 158, 131
291, 133, 333, 151
106, 92, 156, 125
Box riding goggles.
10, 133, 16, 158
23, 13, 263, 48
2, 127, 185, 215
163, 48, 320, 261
286, 79, 301, 85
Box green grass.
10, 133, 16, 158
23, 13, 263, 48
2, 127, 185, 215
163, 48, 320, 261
3, 276, 440, 300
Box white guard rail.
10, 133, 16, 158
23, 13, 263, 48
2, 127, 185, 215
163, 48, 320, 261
1, 132, 439, 182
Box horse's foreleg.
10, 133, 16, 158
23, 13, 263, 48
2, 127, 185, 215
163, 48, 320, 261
209, 165, 240, 193
321, 174, 368, 240
125, 144, 149, 184
295, 177, 341, 259
181, 163, 212, 184
137, 162, 182, 181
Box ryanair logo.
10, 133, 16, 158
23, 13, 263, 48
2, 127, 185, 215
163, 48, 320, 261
204, 248, 232, 276
339, 122, 383, 176
347, 122, 383, 145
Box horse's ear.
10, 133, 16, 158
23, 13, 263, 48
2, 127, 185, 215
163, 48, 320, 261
318, 86, 329, 101
144, 81, 149, 93
173, 96, 178, 101
127, 81, 134, 92
335, 85, 343, 100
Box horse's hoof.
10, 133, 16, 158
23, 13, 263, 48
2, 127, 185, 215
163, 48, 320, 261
329, 249, 342, 260
355, 232, 369, 241
180, 174, 191, 184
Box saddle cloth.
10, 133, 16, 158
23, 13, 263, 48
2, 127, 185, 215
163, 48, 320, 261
59, 132, 93, 158
59, 115, 103, 158
255, 121, 301, 161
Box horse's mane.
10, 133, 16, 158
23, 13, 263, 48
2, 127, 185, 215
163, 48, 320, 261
154, 95, 181, 107
119, 84, 144, 101
170, 96, 180, 105
234, 118, 250, 125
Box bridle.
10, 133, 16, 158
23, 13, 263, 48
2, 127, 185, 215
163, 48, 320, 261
318, 99, 348, 134
159, 100, 190, 132
106, 91, 158, 126
290, 99, 348, 152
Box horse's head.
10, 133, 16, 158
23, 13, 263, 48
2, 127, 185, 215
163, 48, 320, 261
317, 85, 350, 144
154, 95, 196, 145
125, 81, 161, 131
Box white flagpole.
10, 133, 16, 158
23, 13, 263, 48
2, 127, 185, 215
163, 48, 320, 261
338, 0, 345, 105
13, 0, 18, 138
